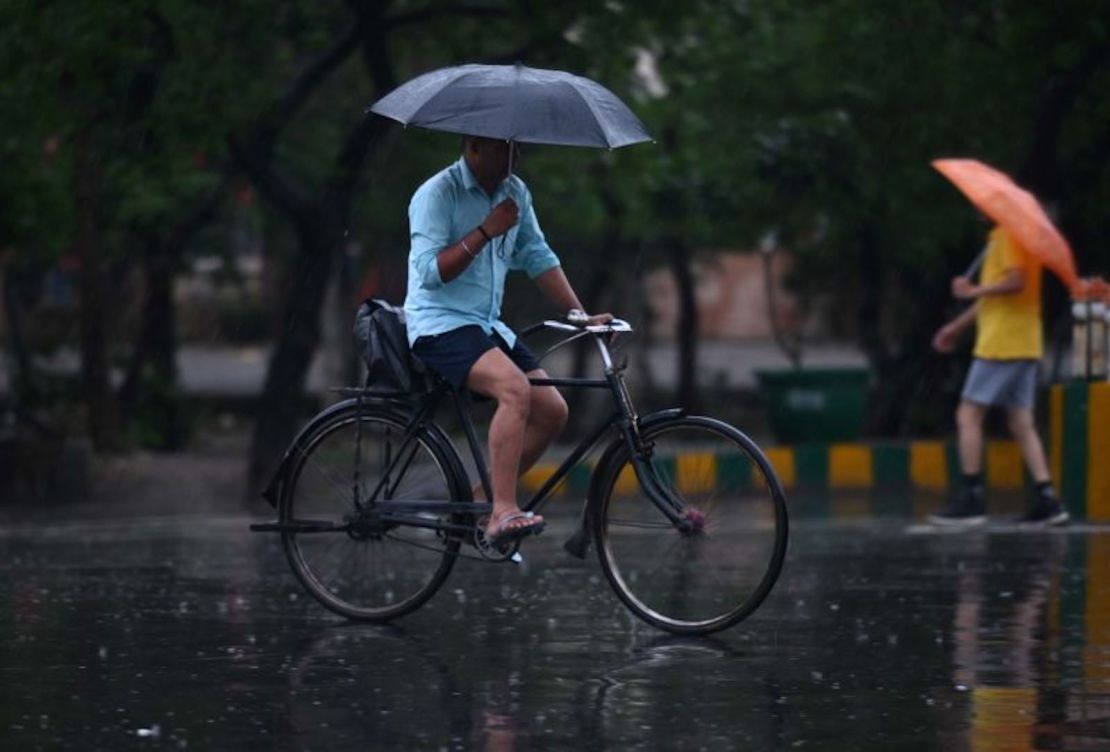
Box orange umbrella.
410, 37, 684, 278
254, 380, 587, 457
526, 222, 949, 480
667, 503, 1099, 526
932, 158, 1080, 291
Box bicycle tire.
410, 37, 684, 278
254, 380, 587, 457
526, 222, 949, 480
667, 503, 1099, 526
280, 403, 469, 621
592, 415, 788, 635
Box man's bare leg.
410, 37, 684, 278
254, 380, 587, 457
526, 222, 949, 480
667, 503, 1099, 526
471, 370, 568, 496
956, 400, 987, 475
1006, 407, 1051, 483
518, 369, 568, 474
466, 348, 543, 535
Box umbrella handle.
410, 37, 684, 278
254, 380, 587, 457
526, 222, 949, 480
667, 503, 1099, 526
963, 247, 986, 279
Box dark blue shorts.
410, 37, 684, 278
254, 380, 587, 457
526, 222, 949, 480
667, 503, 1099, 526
412, 325, 541, 390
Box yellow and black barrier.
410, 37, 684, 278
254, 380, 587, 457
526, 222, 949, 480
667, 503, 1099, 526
519, 384, 1107, 520
1050, 381, 1110, 521
519, 439, 1030, 502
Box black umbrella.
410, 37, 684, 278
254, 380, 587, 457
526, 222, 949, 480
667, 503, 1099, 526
368, 63, 652, 149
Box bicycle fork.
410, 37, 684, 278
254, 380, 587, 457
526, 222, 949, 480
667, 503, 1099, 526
566, 345, 698, 560
611, 369, 696, 534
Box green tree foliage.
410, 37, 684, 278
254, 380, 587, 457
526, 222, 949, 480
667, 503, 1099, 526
3, 0, 1108, 456
556, 0, 1110, 434
2, 0, 269, 252
1, 0, 271, 447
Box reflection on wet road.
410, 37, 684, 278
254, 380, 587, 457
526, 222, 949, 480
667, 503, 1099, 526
1, 499, 1108, 750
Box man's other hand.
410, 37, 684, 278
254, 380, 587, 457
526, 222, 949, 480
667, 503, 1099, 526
932, 324, 958, 353
951, 276, 978, 300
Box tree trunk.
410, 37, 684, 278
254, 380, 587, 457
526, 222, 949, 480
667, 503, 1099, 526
668, 237, 699, 413
234, 14, 398, 499
855, 222, 957, 437
2, 263, 39, 406
119, 183, 226, 445
114, 244, 187, 450
247, 219, 337, 495
632, 260, 659, 402
119, 245, 175, 410
73, 132, 122, 451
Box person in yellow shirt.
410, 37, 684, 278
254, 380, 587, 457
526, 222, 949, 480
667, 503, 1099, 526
929, 224, 1068, 526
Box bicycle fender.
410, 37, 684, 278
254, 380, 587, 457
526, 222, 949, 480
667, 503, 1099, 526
563, 409, 686, 558
261, 398, 427, 508
586, 408, 686, 505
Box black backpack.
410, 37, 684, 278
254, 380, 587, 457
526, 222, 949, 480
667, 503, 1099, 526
353, 299, 432, 394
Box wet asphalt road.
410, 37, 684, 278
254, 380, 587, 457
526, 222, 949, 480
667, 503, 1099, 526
1, 496, 1109, 751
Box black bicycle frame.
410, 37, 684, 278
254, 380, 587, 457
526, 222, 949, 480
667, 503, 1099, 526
258, 324, 693, 538
389, 351, 691, 530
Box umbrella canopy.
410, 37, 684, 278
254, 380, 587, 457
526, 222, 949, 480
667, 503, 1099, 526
368, 63, 652, 149
932, 158, 1079, 291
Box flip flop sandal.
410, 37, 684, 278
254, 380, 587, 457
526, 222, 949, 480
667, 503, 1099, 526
485, 511, 546, 549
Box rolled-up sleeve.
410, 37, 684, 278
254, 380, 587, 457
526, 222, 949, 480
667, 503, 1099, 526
409, 185, 452, 289
511, 193, 560, 278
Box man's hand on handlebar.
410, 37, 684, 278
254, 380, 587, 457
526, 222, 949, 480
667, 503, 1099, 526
566, 308, 614, 327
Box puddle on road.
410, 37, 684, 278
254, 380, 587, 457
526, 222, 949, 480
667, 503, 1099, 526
0, 507, 1107, 749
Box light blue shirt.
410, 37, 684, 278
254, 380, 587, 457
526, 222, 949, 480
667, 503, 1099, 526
403, 156, 561, 347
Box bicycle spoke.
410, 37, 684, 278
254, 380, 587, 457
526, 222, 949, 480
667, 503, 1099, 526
301, 454, 360, 503
606, 517, 675, 530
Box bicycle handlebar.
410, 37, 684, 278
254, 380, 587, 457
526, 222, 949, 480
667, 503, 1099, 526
518, 318, 633, 338
542, 318, 633, 333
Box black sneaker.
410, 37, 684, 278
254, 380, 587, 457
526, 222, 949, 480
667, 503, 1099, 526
1019, 499, 1070, 526
928, 487, 986, 527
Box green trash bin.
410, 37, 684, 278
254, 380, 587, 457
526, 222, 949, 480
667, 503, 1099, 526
755, 368, 870, 443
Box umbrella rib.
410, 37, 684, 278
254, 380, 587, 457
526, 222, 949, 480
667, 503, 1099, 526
565, 81, 613, 148
507, 64, 520, 143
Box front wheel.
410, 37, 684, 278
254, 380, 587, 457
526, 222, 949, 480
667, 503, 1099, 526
593, 415, 788, 635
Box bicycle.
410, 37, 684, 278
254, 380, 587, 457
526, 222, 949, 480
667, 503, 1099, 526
251, 317, 788, 635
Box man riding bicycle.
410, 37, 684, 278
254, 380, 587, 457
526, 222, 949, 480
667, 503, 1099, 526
404, 135, 611, 549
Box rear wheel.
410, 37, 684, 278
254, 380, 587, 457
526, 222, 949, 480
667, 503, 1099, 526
280, 406, 465, 621
593, 416, 788, 634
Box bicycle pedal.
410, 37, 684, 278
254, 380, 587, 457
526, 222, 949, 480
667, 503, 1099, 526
510, 552, 523, 564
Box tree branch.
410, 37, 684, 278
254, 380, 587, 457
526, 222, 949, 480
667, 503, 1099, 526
256, 24, 362, 152
119, 175, 232, 416
385, 4, 508, 30
165, 175, 231, 251
228, 135, 313, 218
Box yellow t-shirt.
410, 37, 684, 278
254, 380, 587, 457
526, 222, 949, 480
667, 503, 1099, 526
974, 227, 1043, 360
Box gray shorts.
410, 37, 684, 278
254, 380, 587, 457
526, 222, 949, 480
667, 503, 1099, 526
961, 358, 1039, 409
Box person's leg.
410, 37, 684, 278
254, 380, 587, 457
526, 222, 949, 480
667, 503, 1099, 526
468, 371, 565, 522
1003, 361, 1067, 525
518, 369, 568, 475
956, 400, 988, 476
1006, 407, 1050, 483
1007, 406, 1068, 524
930, 399, 988, 525
465, 348, 543, 534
